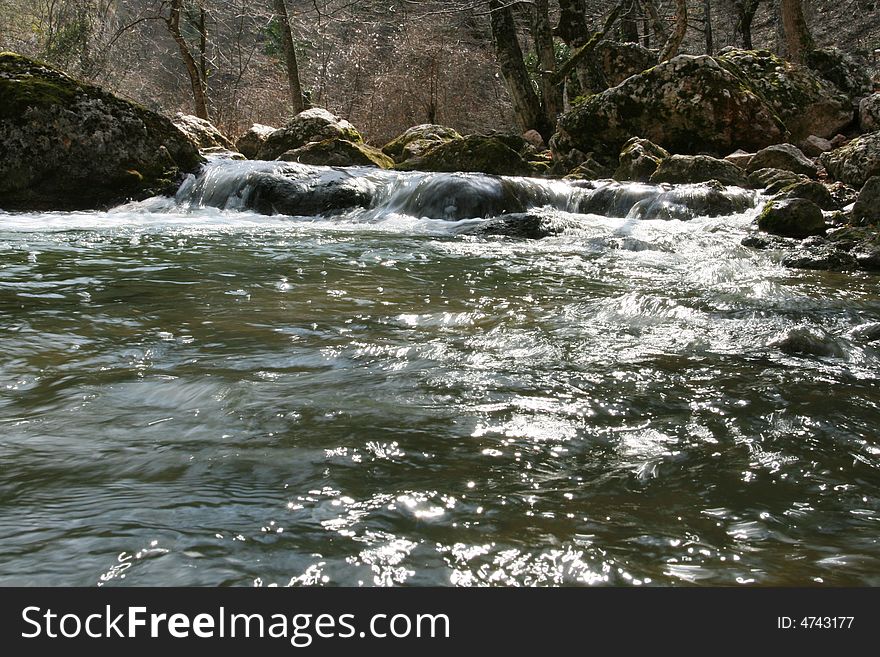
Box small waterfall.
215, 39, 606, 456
172, 159, 757, 226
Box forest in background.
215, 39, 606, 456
1, 1, 878, 143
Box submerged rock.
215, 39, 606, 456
395, 135, 533, 177
235, 123, 276, 159
464, 211, 580, 239
747, 144, 818, 178
577, 180, 753, 219
257, 108, 362, 161
0, 52, 201, 210
172, 113, 234, 150
613, 137, 670, 182
757, 198, 826, 238
384, 173, 528, 220
770, 326, 846, 358
782, 247, 858, 271
649, 155, 748, 187
820, 131, 880, 188
278, 138, 393, 168
382, 124, 462, 163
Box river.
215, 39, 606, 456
1, 159, 878, 586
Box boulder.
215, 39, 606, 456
613, 137, 669, 182
563, 157, 614, 180
235, 123, 276, 159
0, 52, 201, 210
746, 144, 818, 177
246, 170, 374, 217
773, 180, 837, 210
583, 41, 658, 92
757, 198, 826, 238
718, 49, 854, 141
725, 149, 754, 169
464, 211, 580, 239
649, 154, 749, 187
851, 176, 880, 225
858, 93, 880, 132
799, 135, 833, 157
277, 138, 393, 168
522, 129, 545, 150
257, 108, 362, 160
748, 168, 805, 193
395, 135, 533, 177
782, 246, 858, 271
172, 113, 234, 150
804, 47, 873, 100
382, 124, 462, 163
552, 55, 787, 163
820, 131, 880, 188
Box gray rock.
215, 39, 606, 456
235, 123, 276, 159
782, 247, 858, 271
799, 135, 833, 157
748, 168, 805, 193
770, 326, 845, 358
757, 198, 826, 238
773, 180, 838, 210
172, 113, 234, 150
552, 54, 787, 162
851, 176, 880, 225
724, 149, 754, 170
613, 137, 670, 182
277, 139, 393, 168
805, 47, 873, 100
720, 49, 854, 142
382, 124, 462, 163
747, 144, 818, 178
257, 108, 362, 161
0, 52, 201, 210
649, 154, 748, 187
820, 131, 880, 188
859, 93, 880, 132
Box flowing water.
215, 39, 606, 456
1, 160, 878, 586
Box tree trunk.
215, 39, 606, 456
779, 0, 814, 64
639, 0, 669, 43
619, 0, 639, 43
552, 2, 624, 85
489, 0, 548, 138
735, 0, 760, 49
659, 0, 688, 62
703, 0, 713, 55
534, 0, 563, 131
166, 0, 209, 120
554, 0, 592, 93
273, 0, 305, 114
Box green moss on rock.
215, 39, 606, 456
395, 135, 533, 177
278, 138, 394, 169
0, 51, 201, 211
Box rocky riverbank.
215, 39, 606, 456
1, 49, 878, 271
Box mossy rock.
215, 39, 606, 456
717, 49, 854, 142
395, 135, 533, 177
278, 138, 393, 169
552, 54, 787, 163
757, 198, 826, 238
748, 167, 805, 192
382, 124, 462, 162
0, 51, 202, 210
613, 137, 669, 182
820, 131, 880, 188
649, 154, 748, 187
747, 144, 818, 178
774, 180, 838, 210
172, 113, 234, 150
257, 108, 362, 160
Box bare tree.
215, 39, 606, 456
659, 0, 688, 62
779, 0, 814, 63
165, 0, 210, 119
272, 0, 305, 114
